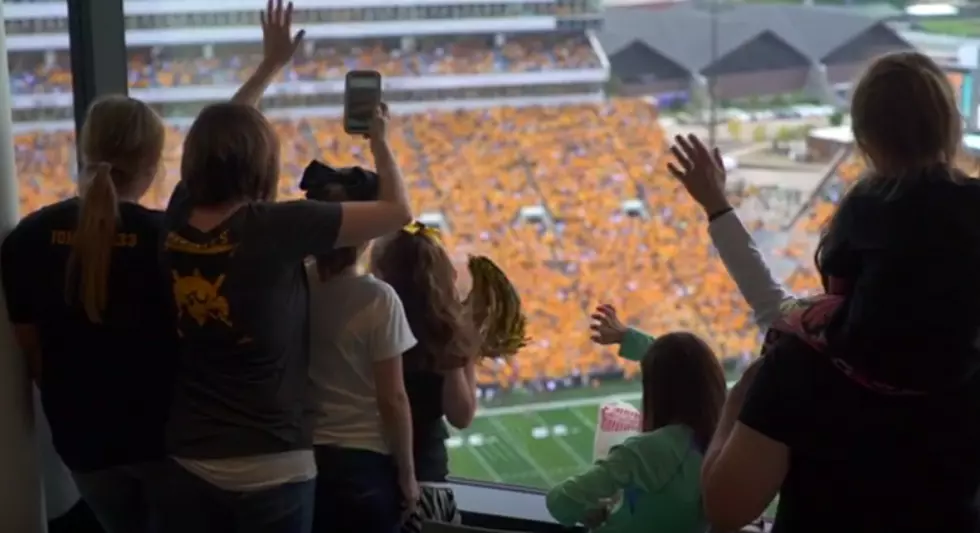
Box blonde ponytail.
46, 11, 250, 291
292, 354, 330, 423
65, 162, 119, 323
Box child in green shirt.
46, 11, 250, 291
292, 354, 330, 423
546, 333, 727, 533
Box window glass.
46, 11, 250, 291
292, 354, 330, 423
5, 0, 75, 219
115, 0, 767, 505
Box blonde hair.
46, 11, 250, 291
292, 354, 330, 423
67, 95, 165, 323
851, 51, 962, 177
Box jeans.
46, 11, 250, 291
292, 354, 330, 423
153, 458, 315, 533
72, 462, 164, 533
312, 445, 401, 533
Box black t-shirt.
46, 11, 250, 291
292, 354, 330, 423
0, 199, 178, 472
740, 334, 980, 533
163, 198, 341, 459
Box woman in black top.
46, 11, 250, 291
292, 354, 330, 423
700, 51, 980, 533
1, 94, 173, 533
152, 3, 413, 533
371, 225, 481, 533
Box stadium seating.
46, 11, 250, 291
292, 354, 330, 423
8, 36, 600, 94
14, 99, 785, 387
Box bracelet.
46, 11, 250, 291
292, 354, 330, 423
708, 206, 734, 222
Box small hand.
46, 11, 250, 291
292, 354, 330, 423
367, 102, 390, 142
399, 475, 420, 524
666, 134, 730, 216
590, 304, 627, 346
582, 504, 610, 530
259, 0, 305, 70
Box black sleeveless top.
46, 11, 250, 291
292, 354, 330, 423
403, 345, 450, 482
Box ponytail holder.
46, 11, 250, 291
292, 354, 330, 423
402, 220, 441, 243
87, 161, 113, 173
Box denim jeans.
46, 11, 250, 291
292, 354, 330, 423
312, 445, 402, 533
153, 458, 315, 533
71, 461, 165, 533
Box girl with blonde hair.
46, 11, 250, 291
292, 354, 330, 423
1, 93, 173, 533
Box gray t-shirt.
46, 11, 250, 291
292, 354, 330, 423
163, 197, 342, 459
307, 271, 416, 453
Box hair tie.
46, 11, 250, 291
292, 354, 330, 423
402, 220, 442, 243
88, 161, 112, 173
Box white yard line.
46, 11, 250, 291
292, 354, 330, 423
478, 392, 642, 418
466, 445, 504, 483
477, 381, 735, 418
531, 412, 590, 467
486, 416, 557, 486
569, 405, 597, 430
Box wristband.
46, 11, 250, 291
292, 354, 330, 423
708, 206, 734, 222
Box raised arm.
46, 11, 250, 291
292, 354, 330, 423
668, 134, 794, 330
334, 105, 413, 248
231, 0, 305, 108
589, 304, 654, 362
708, 210, 792, 330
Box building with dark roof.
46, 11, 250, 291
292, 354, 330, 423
599, 4, 912, 102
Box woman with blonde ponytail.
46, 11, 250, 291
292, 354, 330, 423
0, 94, 174, 533
68, 161, 119, 323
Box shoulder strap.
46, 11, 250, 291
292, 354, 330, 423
766, 296, 926, 396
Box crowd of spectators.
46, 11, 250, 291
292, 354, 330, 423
14, 98, 822, 389
8, 35, 600, 94
10, 21, 897, 388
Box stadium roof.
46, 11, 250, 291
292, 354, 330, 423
600, 4, 906, 73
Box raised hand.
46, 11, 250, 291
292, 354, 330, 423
590, 304, 627, 346
259, 0, 305, 70
367, 102, 390, 142
666, 134, 731, 216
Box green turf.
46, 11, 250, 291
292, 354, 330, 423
450, 400, 618, 487
449, 394, 779, 518
919, 18, 980, 37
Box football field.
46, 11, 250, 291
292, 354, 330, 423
447, 393, 642, 488
446, 386, 778, 517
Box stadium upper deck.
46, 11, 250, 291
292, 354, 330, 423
5, 0, 611, 126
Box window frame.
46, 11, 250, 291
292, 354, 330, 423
67, 0, 128, 158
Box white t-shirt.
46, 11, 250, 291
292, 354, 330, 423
307, 269, 417, 454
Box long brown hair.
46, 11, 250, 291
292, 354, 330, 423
181, 102, 280, 206
371, 229, 478, 371
641, 332, 726, 449
851, 51, 961, 178
67, 95, 165, 323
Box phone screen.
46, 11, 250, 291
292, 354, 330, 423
345, 75, 382, 134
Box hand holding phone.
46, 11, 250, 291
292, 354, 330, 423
344, 70, 383, 136
367, 102, 389, 143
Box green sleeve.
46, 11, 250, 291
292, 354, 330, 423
545, 431, 683, 526
545, 439, 639, 526
618, 327, 654, 362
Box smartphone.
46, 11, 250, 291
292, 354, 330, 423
343, 70, 383, 136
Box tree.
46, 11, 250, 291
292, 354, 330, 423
605, 75, 623, 97
752, 124, 767, 143
727, 118, 742, 141
829, 111, 844, 127
776, 126, 794, 143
